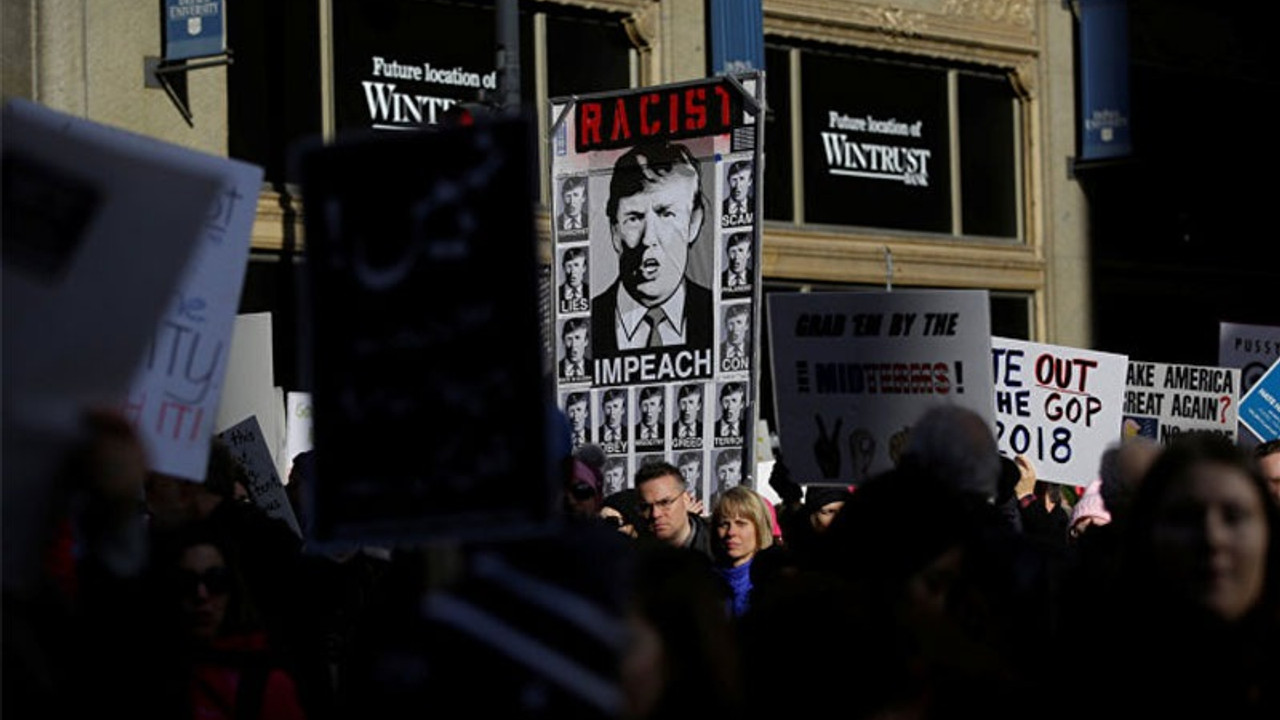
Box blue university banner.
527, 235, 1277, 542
1078, 0, 1131, 160
708, 0, 764, 75
165, 0, 225, 61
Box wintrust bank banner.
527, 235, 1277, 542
820, 112, 932, 186
332, 0, 496, 132
801, 53, 950, 232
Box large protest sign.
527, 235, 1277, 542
1122, 360, 1240, 444
548, 73, 766, 501
1219, 321, 1280, 395
216, 313, 285, 468
297, 117, 551, 548
991, 337, 1126, 486
1219, 322, 1280, 443
217, 416, 302, 537
1239, 358, 1280, 442
769, 290, 995, 485
282, 391, 314, 480
2, 99, 225, 590
122, 159, 261, 481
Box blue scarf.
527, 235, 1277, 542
717, 558, 754, 617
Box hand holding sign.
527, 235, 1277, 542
814, 413, 843, 479
1014, 455, 1038, 499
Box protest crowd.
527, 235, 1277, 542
6, 97, 1280, 720
7, 393, 1280, 719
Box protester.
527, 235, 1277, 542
634, 461, 714, 560
1018, 480, 1070, 551
152, 525, 308, 719
820, 466, 1026, 720
1254, 439, 1280, 503
710, 486, 774, 617
622, 543, 742, 719
564, 456, 605, 520
1067, 478, 1111, 542
1069, 432, 1280, 718
602, 488, 643, 539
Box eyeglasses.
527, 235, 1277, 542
639, 494, 683, 516
569, 483, 598, 501
175, 567, 231, 596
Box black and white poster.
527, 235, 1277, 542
550, 74, 765, 491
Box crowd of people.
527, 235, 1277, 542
6, 401, 1280, 719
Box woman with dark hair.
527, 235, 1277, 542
1086, 431, 1280, 719
154, 526, 308, 720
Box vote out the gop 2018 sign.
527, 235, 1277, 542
991, 337, 1127, 486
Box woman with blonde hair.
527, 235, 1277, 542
711, 486, 774, 617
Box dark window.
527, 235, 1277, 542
237, 254, 304, 390
800, 51, 951, 232
990, 291, 1032, 340
545, 12, 632, 98
330, 0, 496, 135
959, 73, 1019, 238
227, 0, 322, 184
762, 45, 793, 221
763, 36, 1023, 240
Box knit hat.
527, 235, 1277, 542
603, 488, 644, 530
804, 485, 854, 515
568, 458, 602, 499
1070, 479, 1112, 528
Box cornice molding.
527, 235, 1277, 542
760, 224, 1044, 290
250, 191, 304, 251
765, 0, 1039, 57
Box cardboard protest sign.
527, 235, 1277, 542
768, 290, 995, 485
282, 391, 314, 480
1239, 358, 1280, 442
991, 337, 1127, 486
1123, 360, 1240, 444
548, 73, 766, 487
121, 157, 263, 481
1219, 321, 1280, 395
296, 117, 551, 547
216, 313, 285, 467
2, 99, 224, 590
217, 416, 302, 537
1219, 322, 1280, 444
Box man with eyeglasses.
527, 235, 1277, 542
634, 460, 713, 559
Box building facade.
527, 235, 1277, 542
2, 0, 1089, 432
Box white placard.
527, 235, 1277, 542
217, 416, 302, 537
121, 159, 263, 481
991, 337, 1127, 486
2, 99, 228, 590
282, 391, 314, 481
1218, 321, 1280, 395
1123, 360, 1240, 443
769, 290, 995, 485
215, 312, 285, 471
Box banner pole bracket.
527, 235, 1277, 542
721, 73, 762, 116
146, 51, 234, 128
